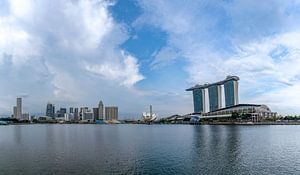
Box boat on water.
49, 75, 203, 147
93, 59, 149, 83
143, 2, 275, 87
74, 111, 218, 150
0, 121, 9, 125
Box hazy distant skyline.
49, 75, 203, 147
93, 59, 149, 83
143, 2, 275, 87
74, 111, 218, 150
1, 0, 300, 117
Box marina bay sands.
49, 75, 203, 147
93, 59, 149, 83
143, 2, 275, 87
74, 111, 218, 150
186, 76, 277, 120
186, 76, 239, 113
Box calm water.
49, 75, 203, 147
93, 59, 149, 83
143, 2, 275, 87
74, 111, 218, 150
0, 124, 299, 175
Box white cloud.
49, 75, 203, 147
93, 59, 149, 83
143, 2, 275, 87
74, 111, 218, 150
0, 0, 144, 115
84, 51, 144, 87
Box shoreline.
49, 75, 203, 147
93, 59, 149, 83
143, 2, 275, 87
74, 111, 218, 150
2, 121, 300, 126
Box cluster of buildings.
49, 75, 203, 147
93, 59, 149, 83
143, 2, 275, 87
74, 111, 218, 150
186, 76, 277, 122
12, 97, 30, 120
10, 98, 119, 123
45, 100, 118, 122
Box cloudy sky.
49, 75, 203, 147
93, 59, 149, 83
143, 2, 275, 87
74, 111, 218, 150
1, 0, 300, 117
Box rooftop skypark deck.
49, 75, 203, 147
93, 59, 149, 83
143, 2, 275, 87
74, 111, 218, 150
186, 76, 240, 91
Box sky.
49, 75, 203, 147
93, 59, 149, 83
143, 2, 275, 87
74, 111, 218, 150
1, 0, 300, 118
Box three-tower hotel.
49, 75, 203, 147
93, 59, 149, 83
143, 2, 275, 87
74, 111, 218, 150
187, 76, 239, 113
186, 76, 277, 120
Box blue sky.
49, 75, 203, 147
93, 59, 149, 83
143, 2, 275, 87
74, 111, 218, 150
1, 0, 300, 117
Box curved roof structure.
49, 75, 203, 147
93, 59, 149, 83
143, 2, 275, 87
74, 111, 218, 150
186, 75, 239, 91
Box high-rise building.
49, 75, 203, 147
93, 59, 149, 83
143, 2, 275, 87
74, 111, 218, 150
16, 97, 22, 119
46, 103, 55, 118
192, 89, 204, 113
98, 101, 104, 120
82, 108, 93, 120
105, 106, 118, 120
224, 80, 239, 107
186, 76, 239, 113
74, 108, 79, 121
208, 85, 219, 112
13, 106, 17, 118
93, 108, 99, 120
80, 107, 88, 120
59, 108, 67, 118
69, 107, 74, 114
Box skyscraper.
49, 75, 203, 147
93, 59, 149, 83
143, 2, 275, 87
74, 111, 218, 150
16, 97, 22, 119
224, 80, 239, 107
46, 103, 55, 118
192, 89, 204, 113
74, 108, 79, 121
59, 108, 67, 118
69, 107, 74, 114
93, 108, 99, 120
105, 106, 118, 120
98, 101, 104, 120
208, 85, 220, 112
186, 76, 239, 113
13, 106, 17, 118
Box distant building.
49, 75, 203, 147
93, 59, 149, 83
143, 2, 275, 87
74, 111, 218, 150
46, 103, 55, 118
59, 108, 67, 118
64, 113, 74, 121
93, 108, 99, 120
74, 108, 79, 120
201, 104, 277, 120
74, 108, 79, 121
82, 110, 93, 121
22, 113, 30, 120
13, 106, 17, 119
16, 97, 22, 119
105, 107, 118, 120
98, 101, 104, 120
69, 107, 74, 114
80, 107, 88, 120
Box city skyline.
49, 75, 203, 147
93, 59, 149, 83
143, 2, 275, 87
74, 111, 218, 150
1, 0, 300, 116
10, 97, 119, 121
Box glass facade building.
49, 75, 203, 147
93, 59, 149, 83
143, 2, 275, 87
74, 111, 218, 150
187, 76, 239, 113
208, 85, 219, 112
192, 89, 203, 113
46, 103, 55, 118
224, 80, 235, 107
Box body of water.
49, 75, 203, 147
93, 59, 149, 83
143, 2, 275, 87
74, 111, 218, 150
0, 124, 299, 175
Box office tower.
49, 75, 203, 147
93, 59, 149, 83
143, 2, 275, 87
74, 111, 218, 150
69, 107, 74, 114
46, 103, 55, 118
82, 108, 93, 120
55, 110, 60, 118
98, 100, 104, 120
80, 107, 88, 120
16, 97, 22, 119
93, 108, 99, 120
13, 106, 17, 118
105, 106, 118, 120
59, 108, 67, 118
74, 108, 79, 121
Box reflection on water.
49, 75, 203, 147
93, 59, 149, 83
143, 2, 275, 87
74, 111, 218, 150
0, 125, 300, 175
